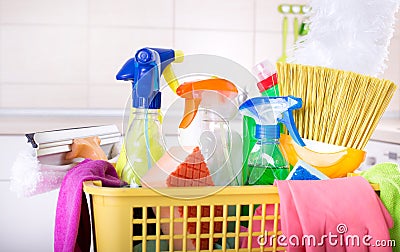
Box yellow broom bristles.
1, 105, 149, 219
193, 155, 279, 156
277, 62, 397, 150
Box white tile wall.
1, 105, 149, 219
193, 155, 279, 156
0, 0, 399, 116
255, 32, 284, 65
89, 27, 173, 85
255, 0, 307, 32
0, 25, 88, 84
1, 84, 88, 108
256, 0, 286, 32
174, 29, 254, 70
175, 0, 254, 31
89, 0, 173, 28
0, 0, 88, 25
88, 84, 131, 108
383, 35, 400, 117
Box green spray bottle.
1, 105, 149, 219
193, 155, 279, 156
242, 60, 279, 184
239, 96, 305, 185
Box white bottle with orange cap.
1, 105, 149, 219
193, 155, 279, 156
176, 78, 242, 186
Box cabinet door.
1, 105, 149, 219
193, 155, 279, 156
0, 135, 27, 180
0, 135, 58, 251
0, 182, 58, 252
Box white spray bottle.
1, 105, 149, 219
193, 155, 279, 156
176, 78, 242, 186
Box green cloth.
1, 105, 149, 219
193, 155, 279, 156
361, 162, 400, 247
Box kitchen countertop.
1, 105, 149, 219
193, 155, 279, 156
0, 109, 126, 135
1, 109, 399, 144
370, 118, 400, 144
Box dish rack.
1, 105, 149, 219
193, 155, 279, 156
83, 181, 285, 251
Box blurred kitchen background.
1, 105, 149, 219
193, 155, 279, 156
0, 0, 399, 251
0, 0, 398, 114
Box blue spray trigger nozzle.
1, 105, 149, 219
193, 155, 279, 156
279, 110, 305, 146
149, 48, 176, 73
116, 58, 137, 81
136, 49, 153, 64
277, 96, 305, 146
239, 95, 305, 146
116, 47, 180, 109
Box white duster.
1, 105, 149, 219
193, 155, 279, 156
293, 0, 400, 76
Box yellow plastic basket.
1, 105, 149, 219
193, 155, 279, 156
83, 180, 380, 252
83, 181, 284, 251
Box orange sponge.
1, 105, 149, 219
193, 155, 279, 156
167, 147, 223, 250
167, 147, 213, 187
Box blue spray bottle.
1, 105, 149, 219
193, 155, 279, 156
115, 47, 183, 186
239, 96, 305, 185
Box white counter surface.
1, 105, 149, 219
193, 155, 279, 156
0, 109, 125, 135
370, 118, 400, 144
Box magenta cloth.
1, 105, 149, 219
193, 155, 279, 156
54, 159, 125, 252
276, 177, 393, 251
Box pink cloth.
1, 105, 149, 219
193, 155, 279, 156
54, 159, 125, 252
277, 177, 393, 251
240, 204, 280, 249
242, 177, 393, 251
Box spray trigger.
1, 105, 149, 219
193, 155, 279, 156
277, 96, 305, 146
239, 95, 305, 146
279, 110, 305, 146
176, 78, 238, 128
179, 98, 202, 129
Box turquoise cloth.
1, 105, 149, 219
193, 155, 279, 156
214, 238, 235, 249
361, 162, 400, 248
133, 239, 234, 251
133, 240, 169, 252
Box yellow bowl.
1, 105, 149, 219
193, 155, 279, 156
280, 134, 366, 178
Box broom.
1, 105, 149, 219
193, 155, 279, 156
276, 62, 397, 150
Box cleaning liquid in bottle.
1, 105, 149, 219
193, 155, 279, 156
239, 96, 305, 185
122, 107, 164, 186
247, 126, 289, 185
115, 48, 182, 186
